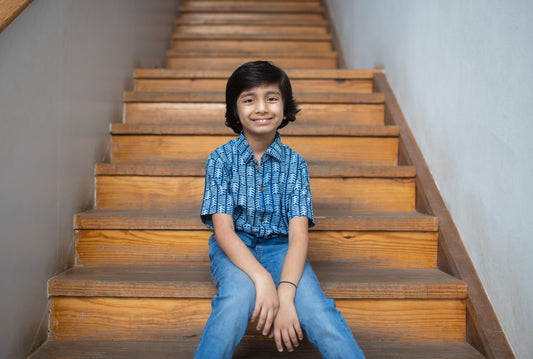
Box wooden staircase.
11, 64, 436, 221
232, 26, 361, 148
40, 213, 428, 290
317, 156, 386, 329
30, 0, 493, 358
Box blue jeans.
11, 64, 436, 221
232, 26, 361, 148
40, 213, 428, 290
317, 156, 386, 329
194, 231, 365, 359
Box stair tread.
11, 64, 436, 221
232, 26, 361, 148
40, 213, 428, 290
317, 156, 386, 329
48, 266, 467, 299
177, 13, 328, 26
134, 68, 380, 80
123, 91, 385, 104
74, 208, 438, 231
110, 123, 399, 137
95, 162, 416, 178
31, 339, 485, 359
172, 32, 331, 41
167, 49, 337, 59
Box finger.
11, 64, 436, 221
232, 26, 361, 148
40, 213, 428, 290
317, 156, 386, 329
282, 329, 294, 352
251, 303, 260, 323
262, 310, 275, 336
295, 322, 304, 341
256, 307, 267, 332
288, 326, 299, 348
274, 329, 283, 352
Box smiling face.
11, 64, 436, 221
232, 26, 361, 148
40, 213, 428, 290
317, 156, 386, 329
237, 83, 284, 140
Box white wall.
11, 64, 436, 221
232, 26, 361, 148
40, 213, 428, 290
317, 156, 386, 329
0, 1, 179, 357
325, 0, 533, 357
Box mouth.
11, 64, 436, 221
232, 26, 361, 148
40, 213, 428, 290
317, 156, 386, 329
252, 118, 273, 124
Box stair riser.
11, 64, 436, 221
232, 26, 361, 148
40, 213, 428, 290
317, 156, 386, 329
134, 78, 373, 94
75, 230, 437, 269
171, 40, 333, 53
178, 13, 327, 25
111, 136, 398, 166
95, 176, 415, 212
49, 297, 465, 342
166, 57, 338, 70
124, 103, 384, 126
181, 3, 324, 14
175, 25, 329, 36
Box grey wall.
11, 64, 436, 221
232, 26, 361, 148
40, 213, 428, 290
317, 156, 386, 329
0, 1, 180, 357
325, 0, 533, 357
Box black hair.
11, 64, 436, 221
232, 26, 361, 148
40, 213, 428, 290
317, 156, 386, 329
225, 61, 300, 134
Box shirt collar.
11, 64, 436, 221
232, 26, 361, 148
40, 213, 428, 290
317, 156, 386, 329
237, 132, 284, 163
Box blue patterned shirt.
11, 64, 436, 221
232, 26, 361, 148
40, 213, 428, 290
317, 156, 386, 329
201, 132, 314, 238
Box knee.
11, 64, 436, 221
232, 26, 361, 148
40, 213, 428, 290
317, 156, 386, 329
214, 273, 256, 321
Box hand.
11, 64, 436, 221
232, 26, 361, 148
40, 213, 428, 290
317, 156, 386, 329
272, 286, 304, 352
251, 274, 280, 336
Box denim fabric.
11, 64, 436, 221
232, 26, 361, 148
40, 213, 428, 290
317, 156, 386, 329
194, 232, 365, 359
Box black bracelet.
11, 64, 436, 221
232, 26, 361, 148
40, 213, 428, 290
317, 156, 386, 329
279, 280, 297, 289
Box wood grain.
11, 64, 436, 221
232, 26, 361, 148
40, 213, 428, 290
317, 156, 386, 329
111, 135, 398, 166
29, 339, 486, 359
135, 78, 372, 94
124, 102, 384, 126
166, 56, 338, 70
73, 208, 439, 232
75, 229, 436, 268
49, 296, 465, 342
174, 24, 329, 36
0, 0, 33, 33
171, 39, 333, 53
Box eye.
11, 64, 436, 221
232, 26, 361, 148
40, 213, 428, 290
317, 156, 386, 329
241, 98, 254, 104
267, 96, 280, 102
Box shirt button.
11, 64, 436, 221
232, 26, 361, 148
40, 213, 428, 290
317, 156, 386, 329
259, 187, 264, 192
260, 217, 264, 222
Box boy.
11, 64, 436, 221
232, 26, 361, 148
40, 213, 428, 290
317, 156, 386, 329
195, 61, 365, 358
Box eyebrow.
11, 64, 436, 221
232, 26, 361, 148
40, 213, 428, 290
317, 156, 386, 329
239, 89, 282, 98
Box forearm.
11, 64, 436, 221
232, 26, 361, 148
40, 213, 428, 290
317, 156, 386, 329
278, 217, 309, 300
212, 213, 270, 284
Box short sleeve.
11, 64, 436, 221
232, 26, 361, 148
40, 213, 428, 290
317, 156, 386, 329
200, 152, 234, 230
287, 160, 315, 228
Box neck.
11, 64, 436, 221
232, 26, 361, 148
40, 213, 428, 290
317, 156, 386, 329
243, 130, 276, 167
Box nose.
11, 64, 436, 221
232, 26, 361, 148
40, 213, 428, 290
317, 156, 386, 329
255, 98, 267, 113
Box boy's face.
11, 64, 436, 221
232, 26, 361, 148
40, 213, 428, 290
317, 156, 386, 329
237, 83, 284, 139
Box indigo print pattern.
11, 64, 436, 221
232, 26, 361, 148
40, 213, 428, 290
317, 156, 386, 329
201, 132, 314, 238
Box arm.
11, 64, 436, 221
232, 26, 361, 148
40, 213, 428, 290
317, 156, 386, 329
272, 216, 309, 352
211, 213, 279, 336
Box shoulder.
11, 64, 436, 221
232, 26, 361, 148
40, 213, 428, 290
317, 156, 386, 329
279, 140, 307, 169
207, 137, 239, 163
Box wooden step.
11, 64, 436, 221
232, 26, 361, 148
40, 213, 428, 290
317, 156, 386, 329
74, 209, 439, 232
133, 68, 375, 93
123, 91, 384, 104
167, 49, 338, 59
172, 32, 331, 41
95, 175, 415, 212
171, 39, 333, 53
47, 266, 466, 342
110, 123, 398, 136
124, 102, 384, 126
30, 339, 486, 359
166, 56, 338, 69
94, 162, 416, 178
180, 1, 324, 14
174, 24, 329, 36
177, 12, 328, 26
75, 229, 437, 269
110, 134, 398, 166
48, 266, 467, 299
48, 296, 465, 342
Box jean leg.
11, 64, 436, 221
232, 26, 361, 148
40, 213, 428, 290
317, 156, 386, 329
295, 262, 365, 359
194, 237, 256, 359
